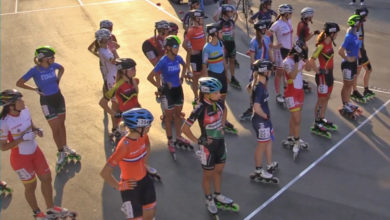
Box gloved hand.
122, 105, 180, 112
22, 131, 36, 141
198, 136, 209, 146
313, 30, 320, 35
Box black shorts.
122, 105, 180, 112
120, 175, 156, 218
208, 71, 227, 94
223, 41, 236, 58
315, 69, 334, 87
358, 48, 371, 70
190, 53, 203, 73
199, 139, 226, 170
341, 60, 357, 81
40, 91, 66, 120
280, 47, 290, 59
162, 85, 184, 110
142, 40, 158, 62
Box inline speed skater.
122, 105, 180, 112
202, 23, 237, 134
338, 15, 363, 119
240, 19, 274, 121
88, 19, 120, 60
183, 9, 206, 106
147, 35, 193, 160
309, 22, 340, 138
100, 108, 157, 220
249, 60, 279, 184
352, 7, 375, 102
182, 77, 239, 218
249, 0, 277, 24
0, 89, 75, 219
270, 4, 294, 105
281, 42, 309, 161
16, 46, 80, 173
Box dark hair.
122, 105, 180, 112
0, 105, 11, 119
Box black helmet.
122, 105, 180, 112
355, 7, 368, 17
164, 35, 181, 47
206, 23, 221, 35
0, 89, 23, 107
324, 22, 340, 34
221, 4, 235, 14
189, 0, 200, 6
252, 60, 273, 75
116, 58, 136, 70
35, 46, 55, 60
168, 22, 179, 34
190, 9, 205, 18
254, 19, 270, 31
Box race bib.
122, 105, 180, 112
16, 168, 33, 181
285, 97, 295, 108
258, 125, 270, 139
318, 84, 328, 94
343, 68, 352, 79
191, 62, 197, 72
41, 105, 50, 117
146, 51, 156, 60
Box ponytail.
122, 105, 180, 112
0, 105, 10, 119
275, 14, 281, 21
315, 31, 326, 46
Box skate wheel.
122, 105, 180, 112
231, 203, 240, 212
272, 177, 280, 184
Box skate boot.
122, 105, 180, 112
56, 151, 67, 173
168, 140, 176, 161
297, 138, 309, 150
0, 180, 12, 196
321, 118, 338, 131
224, 121, 238, 134
311, 120, 331, 139
276, 94, 285, 107
239, 107, 253, 121
175, 136, 194, 151
230, 76, 241, 89
303, 80, 312, 93
214, 193, 240, 212
206, 195, 219, 219
292, 141, 300, 161
266, 161, 279, 174
339, 104, 358, 120
351, 90, 367, 103
64, 146, 81, 162
348, 102, 363, 115
46, 206, 77, 219
363, 88, 376, 101
249, 168, 279, 184
146, 165, 162, 181
33, 210, 47, 220
281, 136, 294, 149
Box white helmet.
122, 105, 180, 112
100, 20, 113, 30
95, 28, 111, 42
278, 4, 293, 15
301, 7, 314, 19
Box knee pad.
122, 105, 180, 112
121, 201, 134, 219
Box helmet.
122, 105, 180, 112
0, 89, 22, 107
278, 4, 293, 15
347, 15, 361, 27
99, 20, 113, 30
164, 35, 181, 47
206, 23, 221, 35
95, 28, 111, 42
155, 20, 169, 30
35, 46, 55, 59
301, 7, 314, 18
324, 22, 340, 34
355, 7, 368, 17
190, 9, 205, 18
168, 22, 179, 33
252, 59, 273, 74
189, 0, 200, 6
122, 108, 154, 129
221, 4, 235, 14
198, 77, 222, 93
260, 0, 272, 4
254, 19, 270, 31
116, 58, 136, 70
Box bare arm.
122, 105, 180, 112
87, 41, 99, 58
57, 65, 65, 83
16, 78, 43, 95
147, 70, 160, 88
253, 103, 268, 119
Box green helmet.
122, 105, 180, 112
347, 15, 361, 27
35, 46, 55, 59
164, 35, 181, 47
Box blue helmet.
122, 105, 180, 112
122, 108, 154, 129
198, 77, 222, 93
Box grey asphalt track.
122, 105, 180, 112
1, 0, 390, 219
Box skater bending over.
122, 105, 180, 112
309, 22, 340, 135
100, 108, 156, 220
249, 60, 279, 184
0, 89, 72, 219
16, 46, 79, 173
182, 77, 239, 217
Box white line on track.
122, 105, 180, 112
14, 0, 18, 13
236, 51, 390, 95
0, 0, 135, 16
243, 98, 390, 220
78, 0, 84, 6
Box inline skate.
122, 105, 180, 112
303, 80, 312, 93
363, 88, 375, 101
351, 90, 367, 103
276, 94, 285, 108
214, 193, 240, 212
239, 107, 252, 121
46, 206, 77, 220
249, 169, 279, 184
175, 136, 194, 151
146, 165, 161, 182
224, 121, 238, 134
168, 140, 176, 161
310, 120, 331, 139
0, 180, 12, 196
230, 76, 241, 90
